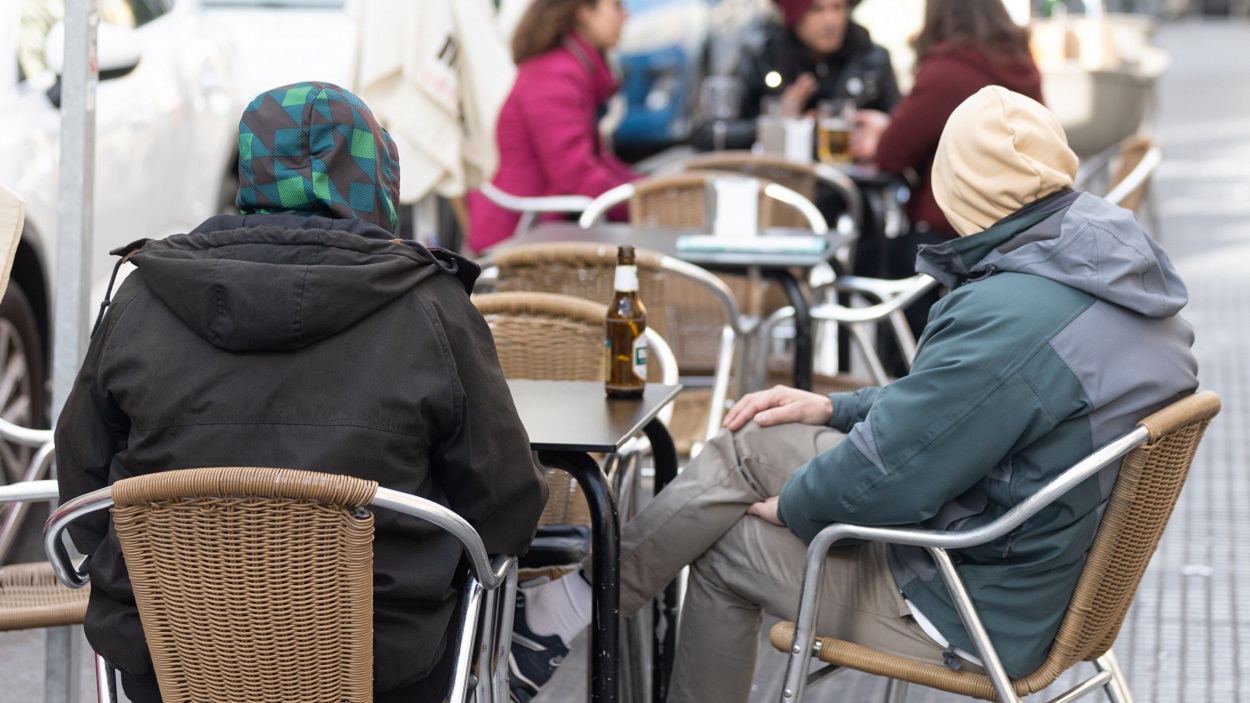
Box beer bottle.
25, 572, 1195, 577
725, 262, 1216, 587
605, 246, 647, 398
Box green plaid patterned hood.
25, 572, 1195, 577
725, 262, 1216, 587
236, 82, 401, 233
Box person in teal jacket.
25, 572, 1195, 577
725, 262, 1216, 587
510, 86, 1200, 703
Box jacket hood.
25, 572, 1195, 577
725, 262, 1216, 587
932, 86, 1079, 237
236, 82, 402, 234
117, 214, 478, 353
917, 191, 1188, 318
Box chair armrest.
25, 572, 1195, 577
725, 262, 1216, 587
804, 424, 1151, 556
480, 183, 593, 214
578, 183, 637, 227
45, 485, 113, 588
763, 183, 830, 234
816, 274, 936, 305
1104, 145, 1162, 207
372, 486, 517, 590
808, 275, 936, 325
0, 418, 52, 447
0, 479, 59, 504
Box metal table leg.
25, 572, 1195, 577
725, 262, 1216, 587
537, 450, 619, 703
764, 269, 813, 391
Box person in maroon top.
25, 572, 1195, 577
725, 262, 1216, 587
466, 0, 638, 253
850, 0, 1044, 349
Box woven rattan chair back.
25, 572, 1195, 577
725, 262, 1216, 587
1030, 391, 1219, 682
110, 467, 377, 703
769, 390, 1220, 701
486, 242, 693, 371
683, 152, 817, 228
475, 291, 608, 385
627, 171, 775, 229
473, 292, 608, 528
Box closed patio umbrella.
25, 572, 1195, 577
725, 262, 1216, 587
350, 0, 515, 203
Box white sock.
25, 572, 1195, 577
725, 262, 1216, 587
520, 571, 593, 644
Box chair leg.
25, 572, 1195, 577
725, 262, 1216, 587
1096, 650, 1136, 703
95, 654, 117, 703
882, 678, 909, 703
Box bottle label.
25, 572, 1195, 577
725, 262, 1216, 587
633, 335, 647, 380
614, 265, 638, 292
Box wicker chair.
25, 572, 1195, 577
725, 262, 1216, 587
479, 242, 742, 456
682, 151, 861, 241
770, 390, 1221, 703
46, 466, 518, 703
473, 291, 679, 546
1076, 135, 1162, 216
579, 170, 828, 234
0, 478, 90, 632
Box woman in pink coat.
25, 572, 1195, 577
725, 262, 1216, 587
467, 0, 638, 253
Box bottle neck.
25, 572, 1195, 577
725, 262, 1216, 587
614, 264, 638, 292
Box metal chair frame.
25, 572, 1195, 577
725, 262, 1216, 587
681, 151, 863, 241
479, 244, 745, 443
774, 391, 1220, 703
578, 173, 830, 235
755, 274, 937, 390
1075, 136, 1163, 213
0, 419, 54, 562
478, 182, 594, 241
45, 468, 519, 703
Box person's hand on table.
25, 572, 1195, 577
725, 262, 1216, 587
747, 495, 784, 526
779, 73, 818, 117
723, 385, 833, 431
851, 109, 891, 163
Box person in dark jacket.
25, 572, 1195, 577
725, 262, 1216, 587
512, 87, 1199, 702
850, 0, 1044, 354
54, 82, 548, 703
695, 0, 900, 150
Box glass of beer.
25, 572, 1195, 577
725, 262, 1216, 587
816, 98, 855, 165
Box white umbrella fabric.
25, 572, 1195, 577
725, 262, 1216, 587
350, 0, 516, 203
0, 186, 22, 298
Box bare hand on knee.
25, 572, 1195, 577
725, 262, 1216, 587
747, 495, 784, 526
723, 385, 833, 431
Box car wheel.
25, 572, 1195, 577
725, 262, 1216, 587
0, 283, 48, 563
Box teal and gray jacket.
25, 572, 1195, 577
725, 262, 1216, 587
776, 190, 1199, 677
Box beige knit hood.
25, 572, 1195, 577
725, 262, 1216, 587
932, 86, 1079, 237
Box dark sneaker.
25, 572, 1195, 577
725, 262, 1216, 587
508, 590, 570, 702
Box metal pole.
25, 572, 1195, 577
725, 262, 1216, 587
51, 0, 99, 423
49, 2, 98, 700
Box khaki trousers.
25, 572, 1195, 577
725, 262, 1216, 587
617, 421, 958, 703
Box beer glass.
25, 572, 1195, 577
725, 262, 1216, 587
816, 98, 855, 165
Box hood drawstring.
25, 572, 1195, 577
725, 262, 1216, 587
91, 248, 140, 338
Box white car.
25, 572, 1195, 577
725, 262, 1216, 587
191, 0, 356, 103
0, 0, 241, 488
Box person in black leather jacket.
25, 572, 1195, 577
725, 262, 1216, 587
695, 0, 900, 150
